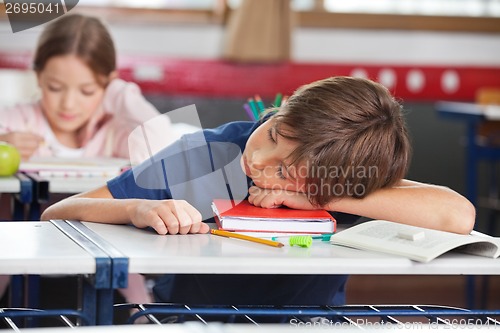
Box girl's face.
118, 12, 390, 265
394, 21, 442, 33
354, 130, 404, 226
241, 116, 306, 192
37, 54, 106, 136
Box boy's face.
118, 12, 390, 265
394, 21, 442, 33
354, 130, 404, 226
241, 117, 306, 193
37, 54, 106, 137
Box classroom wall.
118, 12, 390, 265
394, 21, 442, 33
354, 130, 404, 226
1, 22, 500, 65
2, 20, 500, 102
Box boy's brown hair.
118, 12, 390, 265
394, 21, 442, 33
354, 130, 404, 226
274, 76, 411, 206
33, 14, 116, 86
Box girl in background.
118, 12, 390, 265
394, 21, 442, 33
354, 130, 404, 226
0, 13, 196, 315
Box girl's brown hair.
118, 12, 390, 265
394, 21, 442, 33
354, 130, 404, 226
33, 14, 116, 86
275, 76, 411, 206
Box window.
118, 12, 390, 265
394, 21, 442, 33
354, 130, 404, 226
1, 0, 498, 31
63, 0, 500, 17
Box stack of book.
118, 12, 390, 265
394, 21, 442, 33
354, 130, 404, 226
211, 199, 336, 234
19, 157, 129, 178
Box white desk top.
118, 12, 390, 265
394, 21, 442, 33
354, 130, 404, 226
46, 176, 110, 194
436, 101, 500, 120
0, 221, 95, 275
81, 222, 500, 275
0, 175, 20, 193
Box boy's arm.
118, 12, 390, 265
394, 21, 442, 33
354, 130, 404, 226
326, 179, 475, 234
248, 179, 475, 234
41, 186, 209, 235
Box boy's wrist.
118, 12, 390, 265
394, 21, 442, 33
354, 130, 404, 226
323, 197, 347, 213
124, 199, 139, 224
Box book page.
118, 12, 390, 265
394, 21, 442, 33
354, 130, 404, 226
20, 157, 129, 170
212, 201, 335, 233
19, 157, 129, 177
457, 242, 500, 258
330, 220, 499, 262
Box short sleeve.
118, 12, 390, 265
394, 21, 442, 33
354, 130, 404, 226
107, 167, 170, 200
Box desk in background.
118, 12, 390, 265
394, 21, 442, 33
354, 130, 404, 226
436, 101, 500, 309
0, 173, 33, 220
435, 101, 500, 208
21, 174, 114, 220
18, 156, 128, 219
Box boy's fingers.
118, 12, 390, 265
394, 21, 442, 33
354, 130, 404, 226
158, 209, 180, 234
176, 201, 203, 234
197, 222, 210, 234
150, 216, 168, 235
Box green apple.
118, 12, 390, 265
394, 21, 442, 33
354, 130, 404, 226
0, 141, 21, 177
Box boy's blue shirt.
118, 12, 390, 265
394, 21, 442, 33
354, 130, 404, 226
107, 119, 350, 306
107, 120, 257, 220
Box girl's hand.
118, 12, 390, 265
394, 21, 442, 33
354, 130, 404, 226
127, 199, 209, 235
0, 131, 44, 160
248, 186, 318, 210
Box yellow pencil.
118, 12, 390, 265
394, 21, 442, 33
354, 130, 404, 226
210, 229, 284, 248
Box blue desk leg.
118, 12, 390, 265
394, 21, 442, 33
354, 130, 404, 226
11, 198, 25, 221
80, 278, 113, 325
8, 276, 24, 327
81, 277, 97, 326
9, 174, 33, 326
96, 289, 114, 325
65, 220, 130, 325
51, 220, 115, 325
12, 172, 33, 221
23, 172, 49, 221
25, 275, 40, 327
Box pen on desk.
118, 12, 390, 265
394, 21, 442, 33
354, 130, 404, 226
210, 229, 284, 248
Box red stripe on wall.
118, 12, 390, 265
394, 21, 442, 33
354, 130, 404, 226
2, 52, 499, 102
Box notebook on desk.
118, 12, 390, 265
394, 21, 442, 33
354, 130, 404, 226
19, 157, 129, 178
211, 199, 336, 234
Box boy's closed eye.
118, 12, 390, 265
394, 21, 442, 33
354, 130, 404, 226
267, 127, 276, 143
277, 164, 286, 180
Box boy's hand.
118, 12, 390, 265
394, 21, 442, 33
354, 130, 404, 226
248, 186, 317, 210
0, 132, 44, 160
129, 199, 209, 235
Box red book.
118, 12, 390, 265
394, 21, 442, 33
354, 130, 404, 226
211, 199, 336, 234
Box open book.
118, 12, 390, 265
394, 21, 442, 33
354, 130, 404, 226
19, 157, 129, 178
330, 220, 500, 263
212, 199, 336, 234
